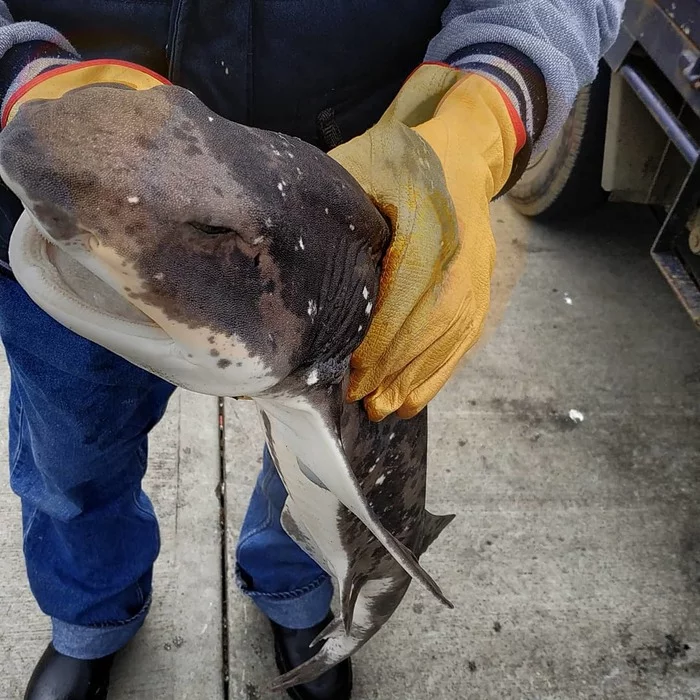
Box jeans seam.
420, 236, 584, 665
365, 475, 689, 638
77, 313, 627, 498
236, 567, 330, 601
131, 490, 156, 520
8, 400, 24, 479
131, 491, 161, 561
236, 469, 276, 548
22, 506, 38, 546
82, 593, 152, 630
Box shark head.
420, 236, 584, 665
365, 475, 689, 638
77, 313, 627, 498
0, 83, 389, 395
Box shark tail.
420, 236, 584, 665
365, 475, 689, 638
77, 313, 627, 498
268, 633, 359, 692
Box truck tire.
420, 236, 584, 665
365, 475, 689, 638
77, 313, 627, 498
507, 63, 611, 221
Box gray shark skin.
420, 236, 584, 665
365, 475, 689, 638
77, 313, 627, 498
0, 84, 455, 690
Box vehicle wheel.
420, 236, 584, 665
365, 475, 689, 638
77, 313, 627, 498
507, 62, 611, 221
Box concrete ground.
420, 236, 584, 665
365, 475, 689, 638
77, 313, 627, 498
1, 199, 699, 699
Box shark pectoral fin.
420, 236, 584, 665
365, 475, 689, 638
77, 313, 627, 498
417, 511, 456, 556
389, 532, 454, 609
256, 384, 453, 609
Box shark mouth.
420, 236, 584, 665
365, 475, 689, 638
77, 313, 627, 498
8, 209, 261, 395
9, 210, 165, 337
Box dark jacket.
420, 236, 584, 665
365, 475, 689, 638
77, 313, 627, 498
6, 1, 448, 146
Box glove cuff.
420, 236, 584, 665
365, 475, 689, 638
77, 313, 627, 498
441, 43, 548, 196
2, 59, 170, 127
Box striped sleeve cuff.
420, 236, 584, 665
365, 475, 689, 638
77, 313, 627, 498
0, 40, 79, 117
445, 43, 548, 195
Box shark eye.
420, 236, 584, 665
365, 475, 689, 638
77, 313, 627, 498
189, 222, 235, 236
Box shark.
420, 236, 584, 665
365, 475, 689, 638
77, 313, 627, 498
0, 83, 455, 690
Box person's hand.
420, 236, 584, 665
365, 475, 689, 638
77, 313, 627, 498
330, 63, 527, 421
2, 59, 169, 128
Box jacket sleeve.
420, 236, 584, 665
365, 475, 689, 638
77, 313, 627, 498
0, 2, 78, 114
426, 0, 625, 151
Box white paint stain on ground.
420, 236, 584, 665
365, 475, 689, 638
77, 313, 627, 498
568, 409, 585, 424
564, 293, 573, 305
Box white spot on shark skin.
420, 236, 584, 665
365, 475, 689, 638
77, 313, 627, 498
153, 272, 164, 281
307, 300, 317, 319
264, 218, 273, 228
296, 167, 302, 175
287, 152, 294, 158
207, 116, 214, 122
368, 457, 380, 473
277, 183, 284, 191
127, 196, 140, 204
358, 325, 363, 333
299, 237, 305, 250
252, 235, 264, 245
225, 66, 229, 75
307, 369, 319, 386
375, 474, 386, 486
389, 432, 395, 441
220, 61, 225, 66
272, 149, 281, 156
365, 301, 373, 315
362, 286, 369, 300
324, 208, 329, 215
564, 293, 573, 305
349, 224, 355, 231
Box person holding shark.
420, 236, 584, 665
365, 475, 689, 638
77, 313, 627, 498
0, 2, 624, 699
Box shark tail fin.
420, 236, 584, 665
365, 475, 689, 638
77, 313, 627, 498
268, 635, 358, 692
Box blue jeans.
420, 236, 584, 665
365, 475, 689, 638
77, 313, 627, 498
0, 276, 333, 660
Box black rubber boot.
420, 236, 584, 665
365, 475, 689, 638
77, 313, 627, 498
24, 644, 114, 700
271, 614, 352, 700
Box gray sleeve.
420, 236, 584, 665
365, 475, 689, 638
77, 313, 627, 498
0, 2, 78, 116
426, 0, 625, 149
0, 2, 75, 58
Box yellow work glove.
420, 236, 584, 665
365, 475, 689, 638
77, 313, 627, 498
331, 63, 527, 421
2, 59, 169, 127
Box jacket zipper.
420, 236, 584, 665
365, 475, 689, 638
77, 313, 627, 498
167, 0, 186, 82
